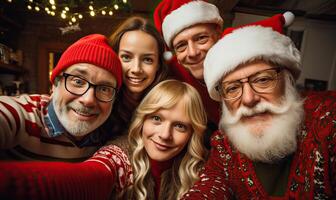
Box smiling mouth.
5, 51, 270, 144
152, 140, 172, 151
72, 109, 97, 120
127, 77, 145, 84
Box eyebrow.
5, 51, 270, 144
67, 69, 116, 87
119, 50, 156, 57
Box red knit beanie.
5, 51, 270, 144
50, 34, 122, 89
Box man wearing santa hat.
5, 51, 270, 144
154, 0, 223, 148
181, 12, 336, 199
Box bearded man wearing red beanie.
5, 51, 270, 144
181, 12, 336, 199
0, 34, 123, 162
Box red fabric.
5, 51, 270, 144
0, 162, 114, 200
50, 34, 122, 88
181, 91, 336, 199
153, 0, 196, 35
0, 144, 132, 200
222, 13, 285, 37
168, 58, 220, 124
150, 158, 174, 199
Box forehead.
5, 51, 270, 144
173, 24, 217, 44
222, 61, 274, 82
65, 63, 117, 85
119, 30, 158, 53
153, 97, 191, 123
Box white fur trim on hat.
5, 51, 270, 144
162, 1, 223, 48
204, 26, 301, 102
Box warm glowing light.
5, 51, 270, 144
71, 17, 76, 22
89, 5, 94, 10
49, 0, 55, 5
101, 10, 106, 15
7, 0, 12, 3
65, 6, 69, 11
27, 5, 32, 10
90, 11, 95, 16
35, 6, 40, 11
45, 7, 50, 11
29, 0, 33, 2
114, 4, 119, 10
51, 5, 56, 10
50, 11, 55, 16
61, 13, 67, 19
123, 0, 127, 3
108, 10, 113, 16
78, 14, 83, 19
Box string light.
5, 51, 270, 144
5, 0, 131, 25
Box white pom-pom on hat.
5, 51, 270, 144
283, 11, 295, 27
163, 51, 173, 61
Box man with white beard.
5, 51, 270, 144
181, 13, 336, 199
0, 34, 123, 161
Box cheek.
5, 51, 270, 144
99, 103, 112, 119
174, 132, 191, 147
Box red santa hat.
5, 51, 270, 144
204, 12, 301, 101
154, 0, 223, 50
50, 34, 123, 89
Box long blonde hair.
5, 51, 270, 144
128, 79, 208, 199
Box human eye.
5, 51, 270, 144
223, 82, 241, 95
174, 42, 187, 53
120, 54, 131, 62
97, 85, 114, 95
68, 76, 87, 88
149, 115, 161, 124
196, 34, 209, 44
143, 57, 154, 64
174, 123, 188, 132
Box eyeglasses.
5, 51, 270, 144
217, 68, 283, 101
61, 73, 117, 102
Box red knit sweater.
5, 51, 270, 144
0, 145, 132, 200
181, 91, 336, 199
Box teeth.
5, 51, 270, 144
75, 110, 92, 116
128, 77, 143, 83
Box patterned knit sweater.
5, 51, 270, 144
0, 94, 99, 161
181, 91, 336, 199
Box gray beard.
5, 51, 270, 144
220, 83, 304, 163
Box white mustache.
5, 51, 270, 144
223, 100, 291, 125
67, 102, 99, 115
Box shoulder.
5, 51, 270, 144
301, 91, 336, 142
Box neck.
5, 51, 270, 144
123, 88, 143, 102
150, 158, 174, 199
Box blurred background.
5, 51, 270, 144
0, 0, 335, 95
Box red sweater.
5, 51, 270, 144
181, 91, 336, 199
0, 145, 132, 200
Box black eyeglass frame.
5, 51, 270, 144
61, 72, 118, 102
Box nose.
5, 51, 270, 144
130, 59, 142, 74
158, 123, 172, 140
187, 42, 200, 58
241, 82, 260, 108
78, 87, 96, 107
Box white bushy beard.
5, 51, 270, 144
52, 90, 100, 137
220, 75, 304, 163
